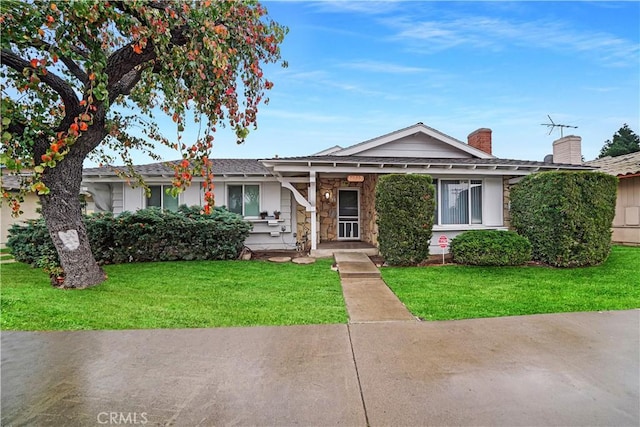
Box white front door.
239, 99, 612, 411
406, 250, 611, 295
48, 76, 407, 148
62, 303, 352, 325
338, 189, 359, 240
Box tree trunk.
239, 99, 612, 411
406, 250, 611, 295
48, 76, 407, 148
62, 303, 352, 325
40, 149, 106, 289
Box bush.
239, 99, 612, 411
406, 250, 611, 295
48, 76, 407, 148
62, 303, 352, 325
510, 171, 617, 267
7, 218, 56, 266
375, 174, 435, 266
7, 206, 252, 270
450, 230, 532, 266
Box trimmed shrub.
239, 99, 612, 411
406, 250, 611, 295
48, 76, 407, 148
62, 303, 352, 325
7, 206, 252, 269
375, 174, 435, 266
450, 230, 532, 266
510, 171, 617, 267
7, 218, 56, 266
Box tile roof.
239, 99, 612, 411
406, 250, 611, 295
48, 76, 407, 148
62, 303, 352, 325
584, 151, 640, 177
83, 159, 269, 177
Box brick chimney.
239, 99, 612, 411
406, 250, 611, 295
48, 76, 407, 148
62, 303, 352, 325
552, 135, 582, 165
467, 128, 492, 155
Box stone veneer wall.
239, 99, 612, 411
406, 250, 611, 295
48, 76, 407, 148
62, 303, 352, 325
361, 174, 378, 245
317, 174, 378, 245
293, 183, 311, 250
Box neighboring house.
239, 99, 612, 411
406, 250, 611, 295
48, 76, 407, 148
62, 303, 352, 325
82, 123, 593, 255
1, 173, 96, 248
585, 151, 640, 246
0, 174, 41, 247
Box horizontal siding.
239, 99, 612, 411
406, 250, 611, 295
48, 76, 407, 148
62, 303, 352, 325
244, 187, 295, 251
483, 177, 503, 226
112, 183, 125, 214
182, 186, 202, 207
430, 226, 508, 254
122, 185, 143, 213
358, 134, 472, 158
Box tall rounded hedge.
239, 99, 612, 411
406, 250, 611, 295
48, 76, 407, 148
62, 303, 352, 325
450, 230, 531, 266
375, 174, 435, 266
7, 206, 252, 269
510, 171, 617, 267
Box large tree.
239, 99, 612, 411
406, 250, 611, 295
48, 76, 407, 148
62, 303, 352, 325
597, 124, 640, 158
0, 0, 287, 288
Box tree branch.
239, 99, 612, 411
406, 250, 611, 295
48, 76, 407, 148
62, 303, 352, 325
1, 49, 81, 115
59, 55, 88, 86
105, 8, 190, 100
105, 42, 156, 92
20, 39, 89, 84
109, 66, 147, 104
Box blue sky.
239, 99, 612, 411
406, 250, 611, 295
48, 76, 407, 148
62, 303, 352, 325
135, 1, 640, 164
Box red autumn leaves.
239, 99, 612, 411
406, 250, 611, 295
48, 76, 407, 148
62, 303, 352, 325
169, 156, 216, 215
40, 112, 93, 164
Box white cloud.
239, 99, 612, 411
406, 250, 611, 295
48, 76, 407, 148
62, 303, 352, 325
387, 15, 639, 67
340, 59, 435, 74
308, 0, 402, 15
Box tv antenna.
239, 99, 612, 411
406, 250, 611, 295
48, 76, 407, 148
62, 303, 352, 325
541, 115, 578, 138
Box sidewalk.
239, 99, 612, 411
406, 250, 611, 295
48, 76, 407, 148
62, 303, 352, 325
2, 310, 638, 426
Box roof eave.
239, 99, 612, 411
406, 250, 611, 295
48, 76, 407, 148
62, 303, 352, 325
260, 158, 594, 174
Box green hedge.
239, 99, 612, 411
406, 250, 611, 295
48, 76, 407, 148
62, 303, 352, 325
7, 206, 252, 268
450, 230, 532, 266
375, 174, 435, 266
510, 171, 617, 267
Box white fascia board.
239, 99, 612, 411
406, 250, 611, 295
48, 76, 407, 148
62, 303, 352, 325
269, 164, 539, 176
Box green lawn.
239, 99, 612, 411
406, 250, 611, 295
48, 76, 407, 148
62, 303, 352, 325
1, 258, 347, 330
2, 246, 639, 331
382, 245, 640, 320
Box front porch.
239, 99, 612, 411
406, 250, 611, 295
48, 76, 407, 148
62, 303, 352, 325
310, 241, 378, 258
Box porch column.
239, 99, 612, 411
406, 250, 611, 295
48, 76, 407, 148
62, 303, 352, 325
309, 171, 317, 251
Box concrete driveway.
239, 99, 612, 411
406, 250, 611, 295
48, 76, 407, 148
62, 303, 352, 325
2, 310, 638, 426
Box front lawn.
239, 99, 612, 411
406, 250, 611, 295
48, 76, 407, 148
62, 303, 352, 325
382, 245, 640, 320
0, 247, 12, 261
1, 259, 347, 330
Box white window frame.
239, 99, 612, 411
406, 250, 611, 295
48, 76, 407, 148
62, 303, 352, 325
146, 185, 180, 211
226, 183, 262, 217
434, 178, 484, 226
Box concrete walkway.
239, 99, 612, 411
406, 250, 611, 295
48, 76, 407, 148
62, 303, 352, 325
2, 310, 638, 426
334, 251, 416, 323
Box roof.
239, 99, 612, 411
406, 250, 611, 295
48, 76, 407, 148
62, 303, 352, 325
584, 151, 640, 178
327, 122, 495, 159
263, 155, 593, 168
312, 145, 344, 156
81, 124, 597, 180
83, 159, 270, 178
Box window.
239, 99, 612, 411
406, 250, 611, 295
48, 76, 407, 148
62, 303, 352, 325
435, 179, 482, 225
227, 184, 260, 217
147, 185, 179, 211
